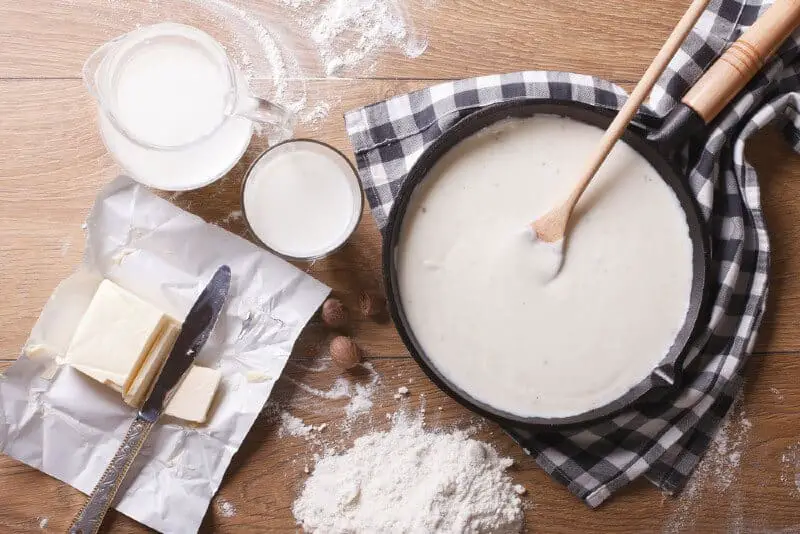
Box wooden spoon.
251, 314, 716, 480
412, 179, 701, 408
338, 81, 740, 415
529, 0, 710, 244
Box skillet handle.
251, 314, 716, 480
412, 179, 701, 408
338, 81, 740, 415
682, 0, 800, 123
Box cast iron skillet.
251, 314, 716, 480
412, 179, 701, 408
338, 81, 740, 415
382, 100, 709, 428
381, 5, 800, 428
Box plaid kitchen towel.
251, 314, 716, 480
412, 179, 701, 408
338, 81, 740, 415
344, 0, 800, 507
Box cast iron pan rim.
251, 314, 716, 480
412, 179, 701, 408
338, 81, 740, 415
382, 98, 710, 429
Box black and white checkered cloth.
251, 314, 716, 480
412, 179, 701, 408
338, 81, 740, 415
345, 0, 800, 507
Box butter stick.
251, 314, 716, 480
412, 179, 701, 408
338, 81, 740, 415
123, 322, 182, 408
164, 366, 222, 423
67, 279, 172, 392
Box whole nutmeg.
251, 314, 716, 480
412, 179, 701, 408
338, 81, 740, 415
321, 298, 348, 329
359, 291, 386, 319
330, 336, 361, 369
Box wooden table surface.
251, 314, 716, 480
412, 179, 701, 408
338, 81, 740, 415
3, 1, 800, 532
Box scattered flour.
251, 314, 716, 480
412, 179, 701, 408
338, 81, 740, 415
289, 362, 381, 421
289, 376, 352, 400
280, 0, 317, 8
342, 362, 381, 420
770, 386, 785, 400
345, 383, 374, 419
292, 413, 525, 533
664, 400, 753, 533
37, 517, 48, 529
288, 360, 332, 373
217, 210, 243, 225
705, 408, 753, 492
196, 0, 303, 102
780, 443, 800, 495
300, 101, 333, 128
280, 0, 429, 75
216, 498, 237, 518
280, 411, 315, 438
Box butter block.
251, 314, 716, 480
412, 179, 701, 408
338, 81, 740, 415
165, 366, 221, 423
67, 279, 172, 392
123, 322, 182, 408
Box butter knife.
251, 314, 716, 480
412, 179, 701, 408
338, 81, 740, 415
68, 265, 231, 534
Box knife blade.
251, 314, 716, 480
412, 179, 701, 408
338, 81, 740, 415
140, 264, 231, 422
69, 265, 231, 534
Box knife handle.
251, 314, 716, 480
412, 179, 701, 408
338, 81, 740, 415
68, 416, 154, 534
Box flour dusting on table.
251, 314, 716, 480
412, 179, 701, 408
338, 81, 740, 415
770, 386, 784, 400
279, 0, 429, 75
345, 383, 375, 419
280, 411, 315, 438
287, 361, 381, 422
216, 498, 237, 518
664, 402, 753, 533
289, 376, 352, 400
780, 443, 800, 495
194, 0, 308, 112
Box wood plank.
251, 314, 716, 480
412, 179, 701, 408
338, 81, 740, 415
1, 0, 692, 83
0, 353, 799, 532
746, 127, 800, 354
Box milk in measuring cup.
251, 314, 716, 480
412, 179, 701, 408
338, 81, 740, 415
86, 24, 289, 191
113, 36, 233, 148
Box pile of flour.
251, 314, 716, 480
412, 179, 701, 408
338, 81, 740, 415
292, 413, 525, 533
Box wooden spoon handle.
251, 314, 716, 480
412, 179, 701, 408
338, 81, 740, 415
531, 0, 709, 242
682, 0, 800, 123
566, 0, 710, 206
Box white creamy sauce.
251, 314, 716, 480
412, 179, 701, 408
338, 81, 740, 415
397, 116, 694, 419
242, 141, 362, 259
98, 24, 252, 190
525, 232, 565, 282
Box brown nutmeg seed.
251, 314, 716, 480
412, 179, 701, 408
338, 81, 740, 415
321, 298, 347, 328
359, 291, 386, 319
330, 336, 361, 369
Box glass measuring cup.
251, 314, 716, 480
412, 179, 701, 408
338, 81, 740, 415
83, 23, 295, 190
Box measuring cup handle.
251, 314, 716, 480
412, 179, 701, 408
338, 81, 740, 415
238, 96, 296, 133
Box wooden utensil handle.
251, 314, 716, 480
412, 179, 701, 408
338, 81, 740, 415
683, 0, 800, 122
564, 0, 710, 208
68, 416, 154, 534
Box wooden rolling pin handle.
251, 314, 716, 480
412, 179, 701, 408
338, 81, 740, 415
682, 0, 800, 123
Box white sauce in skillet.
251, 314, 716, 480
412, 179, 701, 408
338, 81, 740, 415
397, 116, 693, 419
